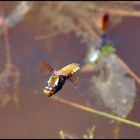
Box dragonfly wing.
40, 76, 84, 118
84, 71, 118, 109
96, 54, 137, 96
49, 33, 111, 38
40, 60, 54, 76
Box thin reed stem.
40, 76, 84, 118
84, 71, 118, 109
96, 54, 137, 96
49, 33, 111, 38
52, 96, 140, 128
3, 26, 12, 67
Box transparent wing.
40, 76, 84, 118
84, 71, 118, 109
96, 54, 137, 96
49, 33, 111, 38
41, 60, 54, 75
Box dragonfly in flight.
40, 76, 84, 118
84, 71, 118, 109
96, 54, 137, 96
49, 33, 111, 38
42, 61, 80, 97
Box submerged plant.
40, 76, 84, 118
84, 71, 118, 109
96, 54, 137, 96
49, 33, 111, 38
0, 2, 32, 108
36, 1, 140, 42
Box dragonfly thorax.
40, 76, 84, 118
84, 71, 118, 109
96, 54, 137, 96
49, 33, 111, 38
43, 73, 66, 97
48, 74, 60, 86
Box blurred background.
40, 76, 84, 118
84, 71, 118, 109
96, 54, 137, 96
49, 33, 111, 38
0, 1, 140, 139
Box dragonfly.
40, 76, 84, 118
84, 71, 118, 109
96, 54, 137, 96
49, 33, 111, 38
42, 61, 80, 97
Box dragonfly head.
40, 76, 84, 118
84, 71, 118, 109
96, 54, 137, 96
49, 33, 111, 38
43, 84, 56, 97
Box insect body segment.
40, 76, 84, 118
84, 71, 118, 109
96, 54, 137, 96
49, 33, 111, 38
43, 63, 80, 97
57, 63, 80, 78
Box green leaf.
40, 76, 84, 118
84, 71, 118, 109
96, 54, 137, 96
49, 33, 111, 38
100, 44, 116, 57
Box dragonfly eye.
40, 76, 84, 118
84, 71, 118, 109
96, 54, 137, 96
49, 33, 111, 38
43, 85, 56, 97
48, 86, 53, 90
45, 85, 53, 90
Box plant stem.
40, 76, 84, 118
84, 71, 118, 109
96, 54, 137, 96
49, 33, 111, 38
52, 96, 140, 128
3, 26, 12, 67
113, 121, 121, 139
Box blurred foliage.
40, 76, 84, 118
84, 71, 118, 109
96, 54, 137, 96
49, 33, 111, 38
0, 2, 32, 108
0, 2, 139, 138
88, 55, 136, 117
100, 44, 116, 57
37, 1, 140, 42
59, 126, 95, 139
83, 126, 95, 139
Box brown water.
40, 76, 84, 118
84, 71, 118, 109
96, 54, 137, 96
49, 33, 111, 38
0, 2, 139, 139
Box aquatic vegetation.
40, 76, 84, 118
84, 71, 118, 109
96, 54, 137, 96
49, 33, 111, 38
82, 54, 136, 117
0, 1, 33, 36
0, 11, 20, 109
37, 1, 140, 42
0, 1, 140, 139
79, 27, 136, 117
